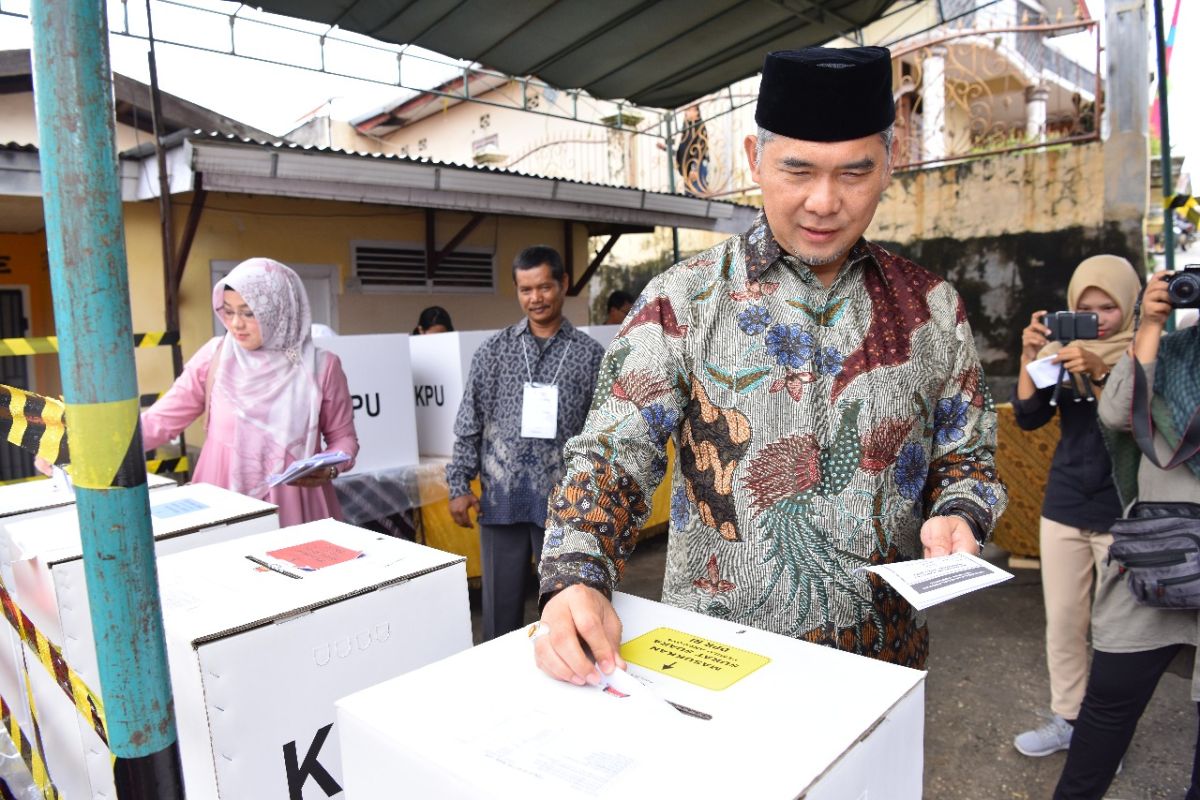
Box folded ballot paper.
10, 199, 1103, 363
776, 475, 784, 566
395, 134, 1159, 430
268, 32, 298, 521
265, 450, 351, 489
857, 552, 1013, 610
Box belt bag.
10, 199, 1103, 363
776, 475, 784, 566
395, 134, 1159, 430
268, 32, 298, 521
1108, 501, 1200, 610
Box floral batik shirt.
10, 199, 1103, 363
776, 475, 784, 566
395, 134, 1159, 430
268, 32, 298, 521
539, 214, 1007, 669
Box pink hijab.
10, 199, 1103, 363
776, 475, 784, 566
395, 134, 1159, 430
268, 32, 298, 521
210, 258, 322, 498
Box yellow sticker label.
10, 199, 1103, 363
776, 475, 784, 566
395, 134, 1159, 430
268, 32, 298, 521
620, 627, 770, 691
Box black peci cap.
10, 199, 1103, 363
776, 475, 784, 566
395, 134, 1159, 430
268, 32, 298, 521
754, 46, 895, 142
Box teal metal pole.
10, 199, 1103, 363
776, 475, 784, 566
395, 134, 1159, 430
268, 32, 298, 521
29, 1, 185, 796
1153, 0, 1175, 273
664, 113, 681, 264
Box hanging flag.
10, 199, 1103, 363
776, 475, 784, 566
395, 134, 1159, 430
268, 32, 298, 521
1151, 0, 1183, 139
0, 384, 69, 466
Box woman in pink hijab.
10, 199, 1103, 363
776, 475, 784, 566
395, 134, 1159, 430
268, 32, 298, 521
141, 258, 359, 526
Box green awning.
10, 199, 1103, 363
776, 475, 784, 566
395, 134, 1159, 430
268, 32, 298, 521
252, 0, 895, 108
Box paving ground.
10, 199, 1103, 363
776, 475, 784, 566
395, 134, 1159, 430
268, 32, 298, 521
472, 534, 1196, 800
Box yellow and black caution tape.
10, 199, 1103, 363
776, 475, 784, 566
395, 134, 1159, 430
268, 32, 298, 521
0, 385, 68, 467
0, 475, 49, 487
0, 331, 180, 358
146, 455, 189, 475
0, 692, 60, 800
1167, 193, 1200, 227
0, 580, 108, 747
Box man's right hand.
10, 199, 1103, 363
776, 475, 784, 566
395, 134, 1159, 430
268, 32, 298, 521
448, 492, 480, 528
1140, 271, 1173, 329
533, 584, 626, 685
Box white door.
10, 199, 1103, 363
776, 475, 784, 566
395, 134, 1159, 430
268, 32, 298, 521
210, 261, 339, 335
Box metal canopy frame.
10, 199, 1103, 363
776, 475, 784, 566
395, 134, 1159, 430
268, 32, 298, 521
256, 0, 895, 109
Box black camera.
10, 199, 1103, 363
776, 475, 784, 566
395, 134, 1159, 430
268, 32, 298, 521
1042, 311, 1099, 342
1166, 264, 1200, 309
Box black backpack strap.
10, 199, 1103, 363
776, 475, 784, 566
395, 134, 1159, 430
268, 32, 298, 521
1131, 358, 1200, 470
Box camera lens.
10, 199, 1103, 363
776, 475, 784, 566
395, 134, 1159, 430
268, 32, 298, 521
1169, 273, 1200, 307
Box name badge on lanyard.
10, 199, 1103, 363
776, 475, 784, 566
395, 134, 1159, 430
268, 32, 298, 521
520, 334, 573, 440
521, 382, 559, 439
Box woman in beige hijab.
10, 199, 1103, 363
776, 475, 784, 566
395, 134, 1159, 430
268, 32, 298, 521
1010, 254, 1142, 758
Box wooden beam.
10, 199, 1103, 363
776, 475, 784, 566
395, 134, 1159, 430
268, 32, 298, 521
563, 220, 574, 286
436, 213, 487, 266
568, 233, 621, 297
424, 208, 437, 281
171, 172, 207, 289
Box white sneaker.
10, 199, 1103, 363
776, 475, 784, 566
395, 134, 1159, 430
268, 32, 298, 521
1014, 713, 1073, 757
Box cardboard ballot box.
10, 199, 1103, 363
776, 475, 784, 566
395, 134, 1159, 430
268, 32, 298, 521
0, 482, 279, 800
337, 592, 926, 800
160, 520, 470, 799
0, 472, 178, 785
578, 324, 621, 350
0, 471, 175, 526
408, 330, 496, 456
316, 333, 419, 471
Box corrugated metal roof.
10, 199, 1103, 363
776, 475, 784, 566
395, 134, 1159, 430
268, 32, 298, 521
180, 130, 751, 208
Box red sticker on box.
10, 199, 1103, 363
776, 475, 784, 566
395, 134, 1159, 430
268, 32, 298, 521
266, 540, 363, 571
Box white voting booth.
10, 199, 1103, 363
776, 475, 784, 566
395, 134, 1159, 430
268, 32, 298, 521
578, 324, 621, 350
315, 334, 419, 471
337, 592, 926, 800
0, 482, 279, 800
158, 520, 470, 799
408, 330, 496, 456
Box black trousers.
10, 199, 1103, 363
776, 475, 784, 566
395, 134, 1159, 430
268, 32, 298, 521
479, 522, 544, 642
1054, 644, 1200, 800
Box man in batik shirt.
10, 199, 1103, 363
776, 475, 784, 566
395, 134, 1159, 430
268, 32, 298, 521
447, 245, 606, 641
533, 46, 1007, 685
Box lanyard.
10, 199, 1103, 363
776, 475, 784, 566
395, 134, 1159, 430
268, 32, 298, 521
522, 333, 573, 387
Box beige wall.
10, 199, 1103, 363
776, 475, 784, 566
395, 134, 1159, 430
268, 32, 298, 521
869, 142, 1104, 245
0, 94, 39, 147
0, 90, 159, 152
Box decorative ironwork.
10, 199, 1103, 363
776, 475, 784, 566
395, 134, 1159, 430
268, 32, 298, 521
889, 11, 1100, 170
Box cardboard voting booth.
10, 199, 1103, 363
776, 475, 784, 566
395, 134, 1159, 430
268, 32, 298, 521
0, 482, 279, 800
578, 324, 621, 350
159, 520, 470, 799
408, 330, 496, 456
337, 592, 926, 800
315, 334, 419, 471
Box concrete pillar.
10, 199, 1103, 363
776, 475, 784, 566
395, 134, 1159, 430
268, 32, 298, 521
1103, 0, 1149, 273
1024, 83, 1050, 143
921, 45, 947, 162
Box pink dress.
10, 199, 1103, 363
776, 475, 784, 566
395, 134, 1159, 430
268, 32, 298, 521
141, 337, 359, 527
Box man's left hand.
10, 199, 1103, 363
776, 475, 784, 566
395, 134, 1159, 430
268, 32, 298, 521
920, 515, 980, 558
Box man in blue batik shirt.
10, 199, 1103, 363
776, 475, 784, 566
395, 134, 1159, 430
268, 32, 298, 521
446, 245, 606, 640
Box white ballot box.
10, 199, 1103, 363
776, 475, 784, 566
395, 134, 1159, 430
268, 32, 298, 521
578, 324, 621, 350
160, 520, 470, 799
0, 482, 279, 800
0, 471, 175, 528
337, 592, 926, 800
408, 330, 496, 456
0, 472, 177, 782
315, 333, 419, 471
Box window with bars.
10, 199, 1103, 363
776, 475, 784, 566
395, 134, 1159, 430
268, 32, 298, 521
351, 242, 496, 293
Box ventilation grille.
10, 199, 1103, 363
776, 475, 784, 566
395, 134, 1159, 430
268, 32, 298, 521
352, 244, 494, 292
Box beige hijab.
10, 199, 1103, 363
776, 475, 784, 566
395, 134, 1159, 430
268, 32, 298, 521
1038, 254, 1141, 368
